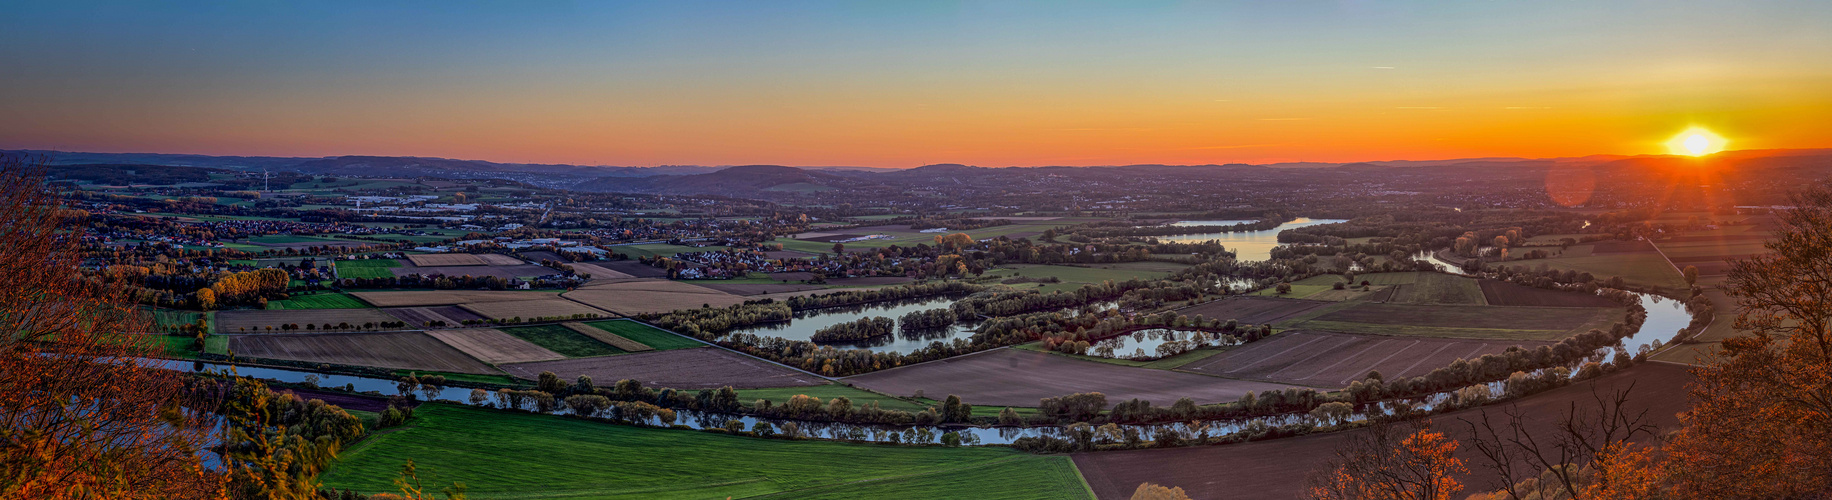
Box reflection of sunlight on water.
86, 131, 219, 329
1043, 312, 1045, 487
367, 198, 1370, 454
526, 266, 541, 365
1156, 217, 1348, 261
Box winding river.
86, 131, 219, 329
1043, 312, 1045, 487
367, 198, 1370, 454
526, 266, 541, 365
164, 285, 1696, 447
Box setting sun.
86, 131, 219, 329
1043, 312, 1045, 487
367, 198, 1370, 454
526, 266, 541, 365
1667, 128, 1728, 156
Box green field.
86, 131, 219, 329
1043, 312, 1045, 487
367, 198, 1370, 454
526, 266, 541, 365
612, 243, 732, 259
390, 369, 529, 388
1388, 272, 1487, 305
148, 308, 207, 332
151, 334, 225, 358
775, 220, 1095, 254
735, 384, 933, 413
266, 292, 372, 310
1282, 303, 1624, 341
1529, 245, 1688, 292
318, 404, 1091, 499
582, 320, 705, 351
248, 234, 356, 244
335, 259, 401, 279
1252, 284, 1331, 299
501, 325, 625, 357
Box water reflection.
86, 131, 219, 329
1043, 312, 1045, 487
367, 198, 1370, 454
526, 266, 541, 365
1156, 218, 1348, 261
729, 295, 975, 354
1088, 329, 1226, 360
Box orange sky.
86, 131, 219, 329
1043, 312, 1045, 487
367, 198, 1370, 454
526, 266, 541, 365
3, 2, 1830, 167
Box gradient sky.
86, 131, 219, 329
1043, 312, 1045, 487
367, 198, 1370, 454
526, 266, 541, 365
3, 1, 1830, 167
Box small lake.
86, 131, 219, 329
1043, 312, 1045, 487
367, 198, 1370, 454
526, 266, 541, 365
1088, 329, 1226, 360
1156, 217, 1349, 261
727, 295, 977, 354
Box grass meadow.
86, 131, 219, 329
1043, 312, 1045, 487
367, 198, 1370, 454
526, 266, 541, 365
318, 404, 1091, 499
334, 259, 402, 279
581, 319, 705, 351
500, 324, 625, 357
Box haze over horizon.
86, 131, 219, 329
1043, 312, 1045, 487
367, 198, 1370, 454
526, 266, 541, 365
5, 1, 1831, 167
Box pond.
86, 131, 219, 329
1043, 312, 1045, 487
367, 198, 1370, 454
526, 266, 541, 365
1087, 329, 1227, 360
726, 295, 977, 354
1155, 217, 1349, 261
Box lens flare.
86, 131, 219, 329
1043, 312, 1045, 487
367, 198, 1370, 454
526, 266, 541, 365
1666, 128, 1726, 156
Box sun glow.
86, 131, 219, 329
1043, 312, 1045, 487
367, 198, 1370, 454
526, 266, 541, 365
1666, 128, 1727, 156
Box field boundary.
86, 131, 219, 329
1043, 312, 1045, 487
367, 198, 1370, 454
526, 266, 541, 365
619, 316, 836, 383
561, 322, 652, 352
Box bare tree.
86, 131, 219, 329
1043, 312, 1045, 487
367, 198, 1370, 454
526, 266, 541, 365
1459, 384, 1657, 499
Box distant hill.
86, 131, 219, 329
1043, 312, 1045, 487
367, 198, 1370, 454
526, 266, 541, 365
576, 165, 873, 196
10, 147, 1831, 196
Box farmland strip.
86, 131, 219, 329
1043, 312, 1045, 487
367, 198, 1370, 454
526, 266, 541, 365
1340, 340, 1421, 384
1393, 343, 1457, 378
561, 322, 653, 352
1263, 337, 1357, 379
1296, 337, 1387, 381
1226, 334, 1328, 373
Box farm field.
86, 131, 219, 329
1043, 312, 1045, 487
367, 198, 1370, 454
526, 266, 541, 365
1651, 288, 1740, 365
777, 221, 1086, 254
1073, 362, 1693, 500
563, 279, 749, 315
1180, 331, 1551, 386
1531, 245, 1688, 291
424, 329, 566, 364
1259, 274, 1390, 301
844, 348, 1301, 407
1250, 283, 1330, 299
391, 264, 554, 279
500, 347, 825, 389
612, 243, 731, 259
586, 260, 670, 278
498, 324, 625, 357
265, 292, 370, 310
227, 332, 501, 374
215, 308, 399, 333
457, 298, 613, 321
566, 261, 636, 280
382, 306, 485, 327
246, 234, 367, 245
690, 282, 828, 295
1650, 224, 1775, 279
1284, 302, 1622, 341
333, 259, 399, 279
317, 404, 1092, 500
350, 290, 564, 307
733, 383, 933, 413
560, 322, 651, 351
406, 253, 487, 266
147, 308, 207, 332
1477, 280, 1620, 307
581, 319, 705, 350
152, 333, 227, 358
1177, 296, 1333, 325
1384, 271, 1487, 305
